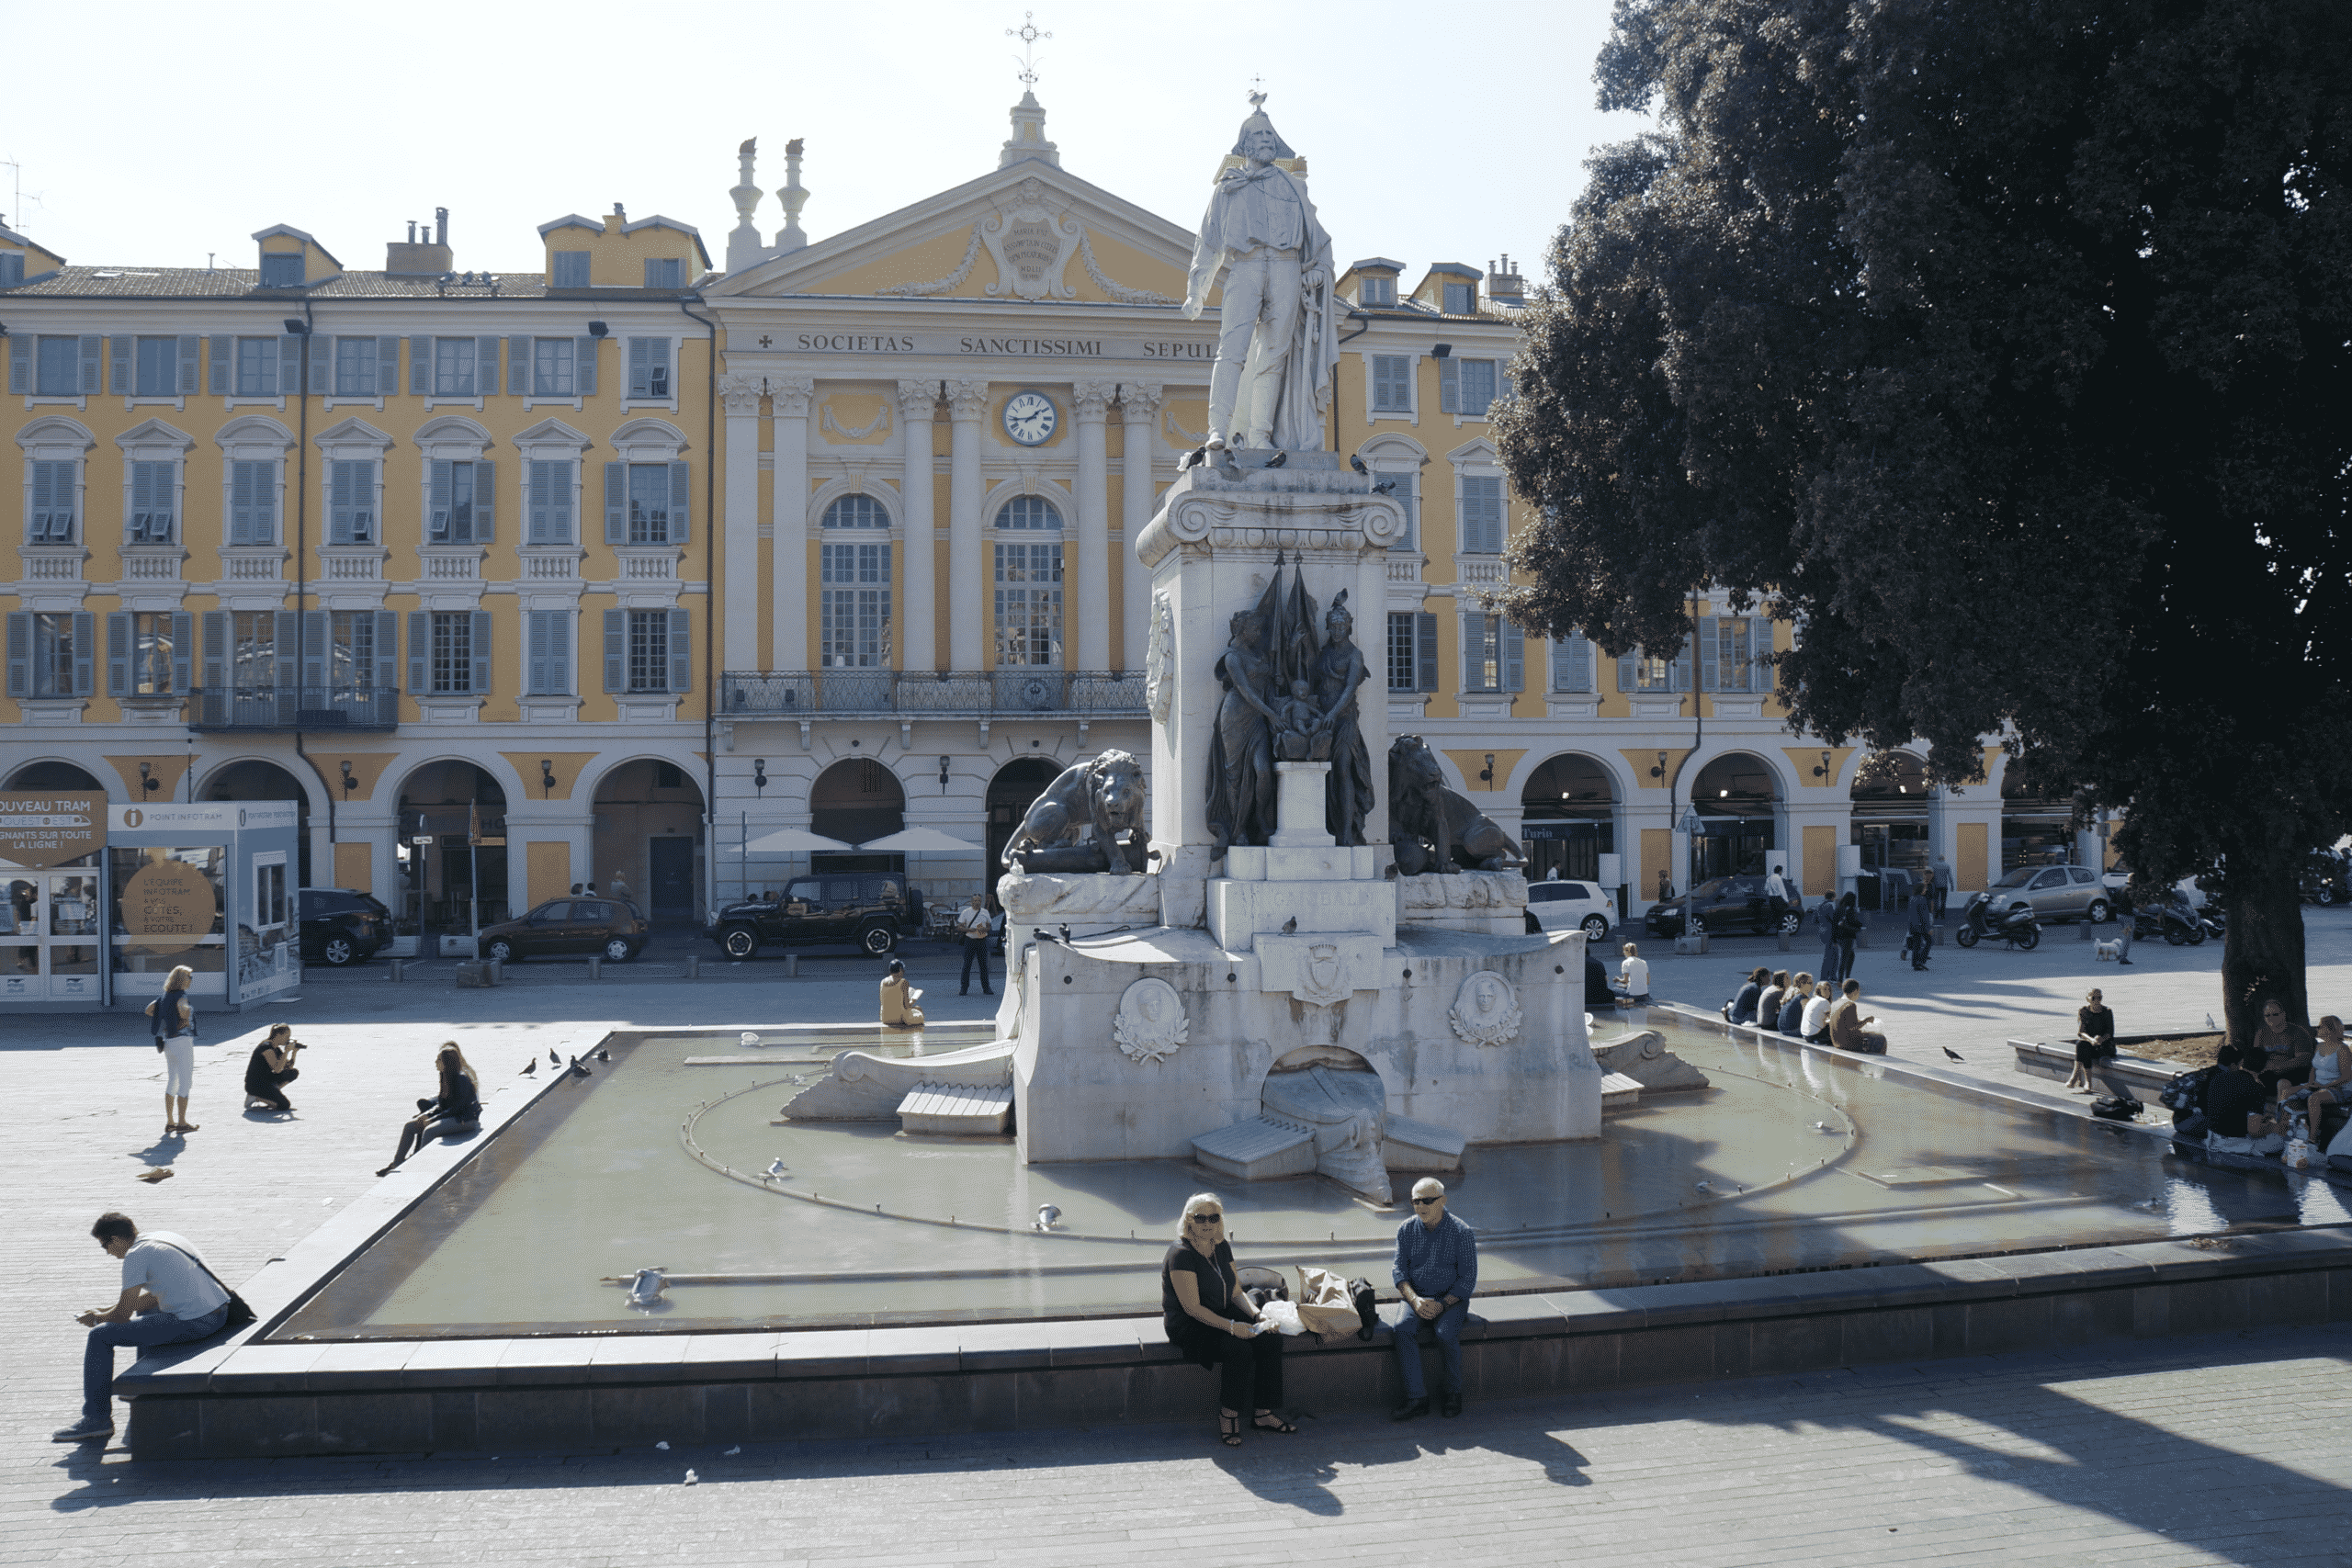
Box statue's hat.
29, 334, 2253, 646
1230, 91, 1296, 160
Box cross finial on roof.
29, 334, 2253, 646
1249, 76, 1266, 107
1008, 11, 1051, 90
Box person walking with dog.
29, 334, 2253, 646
2110, 882, 2135, 965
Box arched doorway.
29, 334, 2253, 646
1851, 751, 1930, 902
4, 760, 105, 793
809, 757, 906, 850
592, 760, 707, 922
204, 760, 314, 887
1690, 752, 1778, 884
1519, 753, 1614, 883
986, 757, 1061, 876
394, 761, 508, 940
2001, 764, 2075, 873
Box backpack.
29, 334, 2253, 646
2091, 1094, 2143, 1122
2159, 1067, 2213, 1114
1834, 909, 1863, 939
1349, 1277, 1379, 1340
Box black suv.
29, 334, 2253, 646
1645, 874, 1806, 939
299, 888, 392, 966
707, 874, 913, 959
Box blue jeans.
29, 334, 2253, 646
83, 1303, 229, 1425
1390, 1299, 1469, 1398
1819, 942, 1841, 984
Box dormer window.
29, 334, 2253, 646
1442, 281, 1474, 314
1361, 276, 1396, 307
260, 253, 303, 288
644, 257, 684, 288
552, 251, 590, 288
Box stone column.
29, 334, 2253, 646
767, 376, 815, 671
1117, 382, 1161, 672
947, 378, 990, 671
718, 373, 764, 672
1071, 379, 1116, 672
895, 379, 940, 672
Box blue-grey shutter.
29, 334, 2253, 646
603, 608, 626, 692
526, 611, 548, 694
1617, 650, 1635, 692
171, 612, 193, 694
604, 461, 626, 543
374, 334, 401, 396
1749, 616, 1772, 692
202, 611, 228, 691
476, 334, 501, 397
1698, 615, 1719, 691
175, 335, 200, 395
6, 335, 28, 395
209, 334, 232, 395
372, 610, 398, 693
668, 606, 692, 693
301, 611, 328, 689
3, 612, 27, 696
130, 460, 155, 539
1438, 358, 1458, 414
574, 334, 598, 396
78, 335, 102, 394
409, 335, 430, 395
1503, 620, 1524, 693
308, 333, 331, 394
473, 458, 495, 541
110, 336, 131, 394
1672, 638, 1690, 692
429, 458, 453, 541
549, 609, 571, 694
107, 612, 130, 695
1415, 611, 1438, 693
469, 610, 492, 694
274, 609, 300, 691
68, 611, 95, 695
628, 337, 651, 399
1460, 612, 1481, 691
327, 460, 353, 543
278, 335, 302, 396
407, 611, 429, 693
508, 335, 531, 395
667, 460, 690, 544
1552, 632, 1592, 694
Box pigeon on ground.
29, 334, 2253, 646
521, 1060, 537, 1077
1282, 916, 1298, 934
1264, 450, 1287, 468
569, 1055, 591, 1078
594, 1045, 611, 1062
764, 1158, 787, 1180
1035, 1204, 1062, 1232
2208, 1014, 2218, 1031
1349, 453, 1369, 475
1180, 446, 1208, 471
1942, 1047, 1965, 1062
1371, 479, 1396, 494
549, 1048, 561, 1066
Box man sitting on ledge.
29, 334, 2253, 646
2205, 1044, 2287, 1156
1827, 979, 1889, 1055
1388, 1177, 1477, 1421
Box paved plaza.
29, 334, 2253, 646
8, 911, 2352, 1566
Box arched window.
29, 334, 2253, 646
821, 495, 890, 530
994, 496, 1062, 531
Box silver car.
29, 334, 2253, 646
1982, 863, 2112, 925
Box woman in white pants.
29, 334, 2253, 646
144, 964, 198, 1135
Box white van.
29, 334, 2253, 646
1525, 877, 1617, 941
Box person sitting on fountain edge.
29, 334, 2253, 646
1389, 1177, 1477, 1421
1724, 966, 1770, 1026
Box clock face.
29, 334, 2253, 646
1002, 390, 1057, 446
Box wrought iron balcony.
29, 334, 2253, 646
188, 686, 400, 731
720, 670, 1146, 719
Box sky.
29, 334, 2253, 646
3, 0, 1646, 284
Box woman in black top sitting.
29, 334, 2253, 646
377, 1043, 482, 1177
1724, 967, 1770, 1025
243, 1023, 304, 1113
2065, 987, 2117, 1093
1162, 1192, 1292, 1447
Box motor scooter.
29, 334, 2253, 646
1956, 891, 2041, 951
2132, 899, 2221, 946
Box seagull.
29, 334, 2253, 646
1349, 453, 1369, 475
683, 1470, 698, 1485
1035, 1204, 1062, 1232
521, 1059, 537, 1077
1941, 1047, 1965, 1062
1371, 479, 1396, 495
764, 1157, 787, 1180
1814, 1120, 1834, 1132
1264, 450, 1287, 468
1180, 446, 1208, 471
1281, 916, 1298, 934
741, 1031, 760, 1047
1693, 1180, 1713, 1193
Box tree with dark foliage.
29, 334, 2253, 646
1497, 0, 2352, 1044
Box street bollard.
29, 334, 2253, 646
784, 953, 799, 978
387, 958, 406, 983
487, 960, 503, 985
2077, 917, 2093, 941
1777, 931, 1792, 952
587, 956, 602, 980
684, 955, 700, 980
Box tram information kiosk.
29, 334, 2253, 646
106, 801, 301, 1014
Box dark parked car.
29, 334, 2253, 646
1645, 874, 1805, 939
479, 897, 649, 964
706, 873, 914, 959
298, 887, 391, 966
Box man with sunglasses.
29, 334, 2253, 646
1389, 1177, 1477, 1420
53, 1212, 231, 1445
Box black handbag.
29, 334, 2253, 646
1349, 1277, 1379, 1340
152, 1239, 256, 1332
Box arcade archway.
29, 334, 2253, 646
985, 756, 1061, 876
393, 761, 508, 937
4, 760, 105, 794
1519, 752, 1615, 883
1851, 750, 1931, 893
591, 759, 707, 921
809, 757, 905, 848
202, 760, 314, 887
1690, 752, 1778, 884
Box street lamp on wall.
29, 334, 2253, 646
1649, 750, 1668, 782
752, 759, 767, 795
341, 760, 357, 796
139, 761, 160, 795
1478, 753, 1495, 785
1813, 750, 1835, 779
938, 755, 952, 794
539, 759, 556, 798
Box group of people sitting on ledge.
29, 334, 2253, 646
2190, 1005, 2352, 1157
1721, 967, 1887, 1053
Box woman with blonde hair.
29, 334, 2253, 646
1161, 1192, 1293, 1447
143, 964, 198, 1135
1800, 978, 1836, 1043
377, 1042, 481, 1176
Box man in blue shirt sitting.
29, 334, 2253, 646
1388, 1176, 1476, 1420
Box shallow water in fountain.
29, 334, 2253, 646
269, 1016, 2352, 1339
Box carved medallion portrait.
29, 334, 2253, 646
1450, 970, 1523, 1048
1113, 977, 1189, 1065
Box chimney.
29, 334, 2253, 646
1486, 252, 1526, 306
385, 206, 453, 275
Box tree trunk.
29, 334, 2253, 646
2219, 850, 2308, 1047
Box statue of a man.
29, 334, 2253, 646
1182, 96, 1340, 453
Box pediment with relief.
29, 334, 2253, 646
709, 162, 1194, 308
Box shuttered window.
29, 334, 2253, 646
332, 337, 379, 396
1361, 276, 1396, 306
431, 338, 476, 397
34, 336, 84, 395
229, 460, 278, 545
128, 460, 175, 544
1438, 358, 1499, 417
1461, 612, 1525, 693
6, 611, 95, 697
644, 257, 684, 288
427, 459, 495, 544
526, 610, 573, 695
329, 459, 377, 544
1459, 475, 1505, 554
0, 254, 23, 287
233, 337, 281, 396
626, 337, 672, 400
259, 253, 303, 287
131, 336, 178, 396
820, 542, 892, 669
1372, 354, 1412, 412
28, 460, 76, 542
1550, 632, 1595, 693
527, 459, 574, 544
1442, 281, 1474, 314
551, 251, 590, 288
532, 338, 576, 396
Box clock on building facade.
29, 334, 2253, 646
1001, 389, 1058, 446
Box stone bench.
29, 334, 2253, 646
2009, 1038, 2183, 1099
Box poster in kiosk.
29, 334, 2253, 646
107, 801, 302, 1013
0, 791, 107, 1008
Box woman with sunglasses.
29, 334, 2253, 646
1161, 1193, 1294, 1447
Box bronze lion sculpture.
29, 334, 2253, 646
1001, 750, 1149, 874
1388, 735, 1524, 875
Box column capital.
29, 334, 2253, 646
1117, 381, 1165, 418
1072, 379, 1119, 421
718, 371, 765, 415
896, 378, 943, 418
765, 374, 817, 417
947, 378, 992, 420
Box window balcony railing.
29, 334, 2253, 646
189, 685, 400, 731
720, 670, 1147, 719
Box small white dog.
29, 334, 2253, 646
2095, 940, 2121, 963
